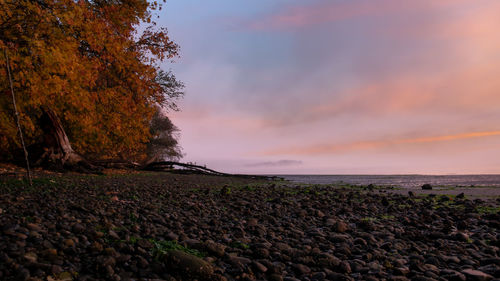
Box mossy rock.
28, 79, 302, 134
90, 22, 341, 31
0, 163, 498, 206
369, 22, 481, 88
163, 250, 215, 280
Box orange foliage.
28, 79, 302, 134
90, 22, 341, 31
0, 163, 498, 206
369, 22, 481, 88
0, 0, 182, 161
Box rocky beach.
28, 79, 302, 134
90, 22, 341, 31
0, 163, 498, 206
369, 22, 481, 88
0, 172, 499, 281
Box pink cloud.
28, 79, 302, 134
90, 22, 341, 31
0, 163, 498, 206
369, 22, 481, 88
248, 0, 474, 30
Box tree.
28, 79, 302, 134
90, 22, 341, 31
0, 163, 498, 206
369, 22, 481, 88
147, 106, 183, 163
0, 0, 183, 167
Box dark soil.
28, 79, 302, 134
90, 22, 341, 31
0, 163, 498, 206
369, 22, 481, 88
0, 172, 499, 281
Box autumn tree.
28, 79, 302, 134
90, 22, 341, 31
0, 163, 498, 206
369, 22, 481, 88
0, 0, 183, 168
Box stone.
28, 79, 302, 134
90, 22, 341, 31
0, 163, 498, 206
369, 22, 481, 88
421, 184, 432, 190
252, 261, 267, 272
23, 252, 38, 263
204, 241, 226, 257
461, 269, 493, 281
335, 221, 349, 233
163, 250, 214, 280
247, 218, 258, 227
268, 274, 284, 281
229, 256, 252, 267
316, 210, 325, 217
72, 223, 85, 233
27, 223, 42, 232
63, 239, 74, 247
292, 263, 311, 275
166, 232, 179, 241
108, 230, 120, 240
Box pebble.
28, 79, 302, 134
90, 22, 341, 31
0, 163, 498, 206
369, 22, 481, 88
461, 269, 494, 281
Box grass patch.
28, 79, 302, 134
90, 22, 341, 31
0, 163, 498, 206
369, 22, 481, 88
475, 205, 500, 214
380, 215, 395, 220
150, 240, 205, 259
230, 241, 250, 250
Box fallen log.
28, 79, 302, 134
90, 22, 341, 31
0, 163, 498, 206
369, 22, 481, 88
143, 161, 282, 181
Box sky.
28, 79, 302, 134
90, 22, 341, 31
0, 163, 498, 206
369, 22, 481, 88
157, 0, 500, 175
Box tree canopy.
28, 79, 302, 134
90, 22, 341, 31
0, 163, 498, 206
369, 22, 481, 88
0, 0, 183, 162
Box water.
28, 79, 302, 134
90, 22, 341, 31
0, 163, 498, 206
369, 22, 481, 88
279, 174, 500, 189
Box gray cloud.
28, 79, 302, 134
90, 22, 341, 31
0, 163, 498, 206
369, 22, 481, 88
245, 160, 303, 167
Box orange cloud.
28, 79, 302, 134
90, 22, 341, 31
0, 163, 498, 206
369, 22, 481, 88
263, 130, 500, 155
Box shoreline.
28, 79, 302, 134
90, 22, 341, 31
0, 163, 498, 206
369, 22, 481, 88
0, 172, 499, 280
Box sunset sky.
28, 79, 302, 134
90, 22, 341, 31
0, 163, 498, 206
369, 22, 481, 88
159, 0, 500, 174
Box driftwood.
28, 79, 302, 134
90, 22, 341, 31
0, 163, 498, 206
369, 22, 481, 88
143, 161, 281, 180
92, 160, 141, 169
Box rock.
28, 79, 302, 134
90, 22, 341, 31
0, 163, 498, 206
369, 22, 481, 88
23, 252, 37, 263
442, 255, 461, 264
326, 272, 352, 281
456, 192, 465, 199
252, 261, 267, 273
316, 210, 325, 217
255, 248, 270, 258
137, 239, 153, 249
229, 256, 252, 268
204, 240, 226, 257
325, 218, 336, 226
72, 223, 85, 233
335, 221, 349, 233
440, 269, 466, 281
15, 232, 28, 240
163, 250, 214, 280
389, 277, 410, 281
247, 218, 258, 227
317, 253, 341, 267
477, 264, 500, 278
108, 230, 120, 240
339, 260, 352, 274
461, 269, 493, 281
27, 223, 42, 232
311, 272, 326, 280
421, 184, 432, 190
97, 255, 116, 267
381, 197, 390, 206
268, 274, 284, 281
453, 232, 470, 242
166, 232, 179, 241
292, 263, 311, 275
394, 267, 410, 276
63, 239, 75, 247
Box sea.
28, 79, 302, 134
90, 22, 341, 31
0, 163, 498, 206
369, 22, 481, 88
279, 174, 500, 189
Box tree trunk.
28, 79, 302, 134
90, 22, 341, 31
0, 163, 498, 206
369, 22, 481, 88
36, 107, 101, 173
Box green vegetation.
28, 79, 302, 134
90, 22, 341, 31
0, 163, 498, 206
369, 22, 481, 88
150, 239, 205, 259
230, 241, 250, 250
380, 215, 395, 220
475, 205, 500, 214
